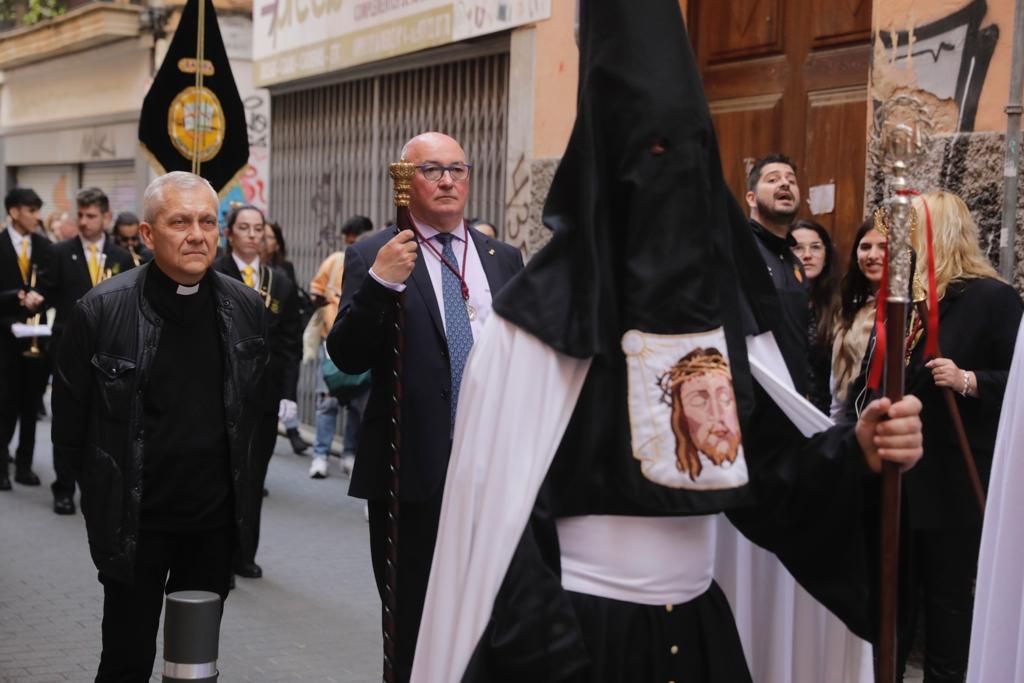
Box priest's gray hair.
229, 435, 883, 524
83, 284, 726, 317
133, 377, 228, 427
143, 172, 218, 224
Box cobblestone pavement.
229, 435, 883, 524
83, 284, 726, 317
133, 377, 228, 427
0, 417, 380, 682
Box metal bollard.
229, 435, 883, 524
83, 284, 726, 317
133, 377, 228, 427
163, 590, 222, 682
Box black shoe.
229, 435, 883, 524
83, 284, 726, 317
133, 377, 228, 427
14, 469, 40, 486
263, 487, 269, 497
287, 428, 310, 455
53, 496, 76, 515
0, 471, 10, 491
234, 562, 263, 579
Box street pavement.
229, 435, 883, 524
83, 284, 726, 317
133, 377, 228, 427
0, 416, 380, 682
0, 415, 928, 683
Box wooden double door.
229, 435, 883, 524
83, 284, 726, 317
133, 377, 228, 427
688, 0, 872, 266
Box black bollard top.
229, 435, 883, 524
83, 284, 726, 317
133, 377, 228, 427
164, 590, 222, 664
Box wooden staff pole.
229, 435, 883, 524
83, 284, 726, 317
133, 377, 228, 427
382, 161, 415, 683
876, 122, 918, 683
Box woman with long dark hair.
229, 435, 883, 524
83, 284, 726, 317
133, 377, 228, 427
263, 221, 298, 286
831, 215, 886, 417
790, 219, 839, 414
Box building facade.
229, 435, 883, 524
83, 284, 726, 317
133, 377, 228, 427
0, 0, 268, 222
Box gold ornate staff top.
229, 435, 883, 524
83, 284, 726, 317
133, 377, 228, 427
389, 162, 416, 209
871, 94, 932, 305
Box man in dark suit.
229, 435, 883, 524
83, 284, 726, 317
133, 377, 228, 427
327, 131, 524, 681
212, 205, 301, 579
39, 187, 134, 514
0, 187, 51, 490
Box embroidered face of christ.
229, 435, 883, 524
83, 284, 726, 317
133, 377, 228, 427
660, 348, 742, 481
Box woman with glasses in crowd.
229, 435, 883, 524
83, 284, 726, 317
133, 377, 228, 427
790, 219, 839, 414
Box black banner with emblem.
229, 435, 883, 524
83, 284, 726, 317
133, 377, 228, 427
138, 0, 248, 194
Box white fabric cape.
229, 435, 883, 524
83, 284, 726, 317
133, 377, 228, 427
966, 318, 1024, 683
411, 316, 870, 683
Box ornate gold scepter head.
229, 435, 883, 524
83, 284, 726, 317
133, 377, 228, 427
389, 161, 416, 211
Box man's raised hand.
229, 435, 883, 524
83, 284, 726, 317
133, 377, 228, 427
372, 229, 418, 284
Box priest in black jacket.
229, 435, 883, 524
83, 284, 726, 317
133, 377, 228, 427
212, 204, 301, 579
52, 172, 268, 681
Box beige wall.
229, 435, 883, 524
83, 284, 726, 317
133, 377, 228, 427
1, 38, 150, 130
872, 0, 1012, 134
530, 0, 578, 159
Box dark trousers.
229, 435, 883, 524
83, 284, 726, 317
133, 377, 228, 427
49, 331, 77, 497
368, 493, 444, 683
898, 527, 982, 683
96, 526, 233, 682
236, 416, 276, 566
0, 348, 48, 472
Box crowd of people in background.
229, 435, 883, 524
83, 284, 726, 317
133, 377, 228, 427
742, 153, 1022, 682
2, 146, 1017, 682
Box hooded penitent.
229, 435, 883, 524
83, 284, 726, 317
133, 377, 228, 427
411, 1, 877, 681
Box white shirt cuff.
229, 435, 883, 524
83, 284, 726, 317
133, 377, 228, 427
369, 268, 406, 292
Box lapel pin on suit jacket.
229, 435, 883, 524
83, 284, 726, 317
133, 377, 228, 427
488, 248, 495, 255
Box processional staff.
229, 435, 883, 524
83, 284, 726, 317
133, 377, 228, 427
871, 95, 930, 683
382, 160, 416, 683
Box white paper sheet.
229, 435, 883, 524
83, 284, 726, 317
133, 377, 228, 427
11, 323, 51, 338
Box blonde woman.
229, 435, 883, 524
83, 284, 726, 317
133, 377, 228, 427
830, 217, 887, 417
898, 191, 1022, 681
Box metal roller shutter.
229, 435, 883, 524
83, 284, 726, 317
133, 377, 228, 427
82, 162, 138, 218
271, 52, 510, 423
14, 165, 78, 216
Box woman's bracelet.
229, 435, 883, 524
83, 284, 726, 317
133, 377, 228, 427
961, 370, 971, 398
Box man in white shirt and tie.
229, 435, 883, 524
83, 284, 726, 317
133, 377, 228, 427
327, 132, 524, 682
0, 187, 50, 491
40, 187, 134, 514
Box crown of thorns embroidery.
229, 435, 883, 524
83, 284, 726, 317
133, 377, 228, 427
658, 348, 732, 405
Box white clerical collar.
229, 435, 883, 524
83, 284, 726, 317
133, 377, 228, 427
232, 253, 260, 273
176, 282, 200, 296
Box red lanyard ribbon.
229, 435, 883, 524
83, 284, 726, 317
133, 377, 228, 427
866, 191, 940, 390
412, 224, 471, 301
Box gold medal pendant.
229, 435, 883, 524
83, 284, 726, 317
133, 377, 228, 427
466, 303, 476, 321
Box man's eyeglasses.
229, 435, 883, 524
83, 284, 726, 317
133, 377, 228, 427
416, 163, 472, 182
233, 223, 265, 235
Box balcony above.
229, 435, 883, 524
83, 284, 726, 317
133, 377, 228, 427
0, 1, 142, 70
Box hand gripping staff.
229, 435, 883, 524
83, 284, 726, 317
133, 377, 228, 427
382, 161, 415, 683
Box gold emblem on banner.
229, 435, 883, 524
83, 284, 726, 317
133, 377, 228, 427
168, 86, 226, 162
177, 58, 215, 76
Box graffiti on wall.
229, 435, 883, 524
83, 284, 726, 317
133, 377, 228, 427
309, 168, 346, 250
241, 94, 270, 208
218, 89, 271, 227
875, 0, 999, 133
